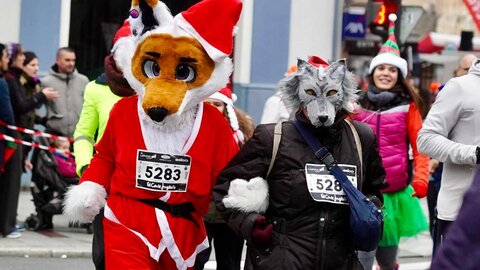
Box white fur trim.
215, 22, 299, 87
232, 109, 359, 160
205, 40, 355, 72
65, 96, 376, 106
63, 181, 107, 223
137, 98, 200, 154
369, 53, 408, 78
209, 92, 233, 106
156, 208, 209, 269
151, 1, 173, 26
223, 177, 269, 213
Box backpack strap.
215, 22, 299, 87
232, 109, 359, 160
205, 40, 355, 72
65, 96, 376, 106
344, 119, 363, 178
266, 121, 282, 178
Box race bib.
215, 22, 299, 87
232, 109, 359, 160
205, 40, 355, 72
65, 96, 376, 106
305, 163, 357, 205
136, 150, 191, 192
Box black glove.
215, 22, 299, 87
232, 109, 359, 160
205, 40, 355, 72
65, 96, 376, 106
476, 147, 480, 164
80, 165, 88, 176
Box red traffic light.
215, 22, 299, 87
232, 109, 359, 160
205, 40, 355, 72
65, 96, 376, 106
371, 0, 398, 26
374, 4, 387, 25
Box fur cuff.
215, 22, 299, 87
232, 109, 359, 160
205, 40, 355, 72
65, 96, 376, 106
63, 181, 107, 223
223, 177, 269, 213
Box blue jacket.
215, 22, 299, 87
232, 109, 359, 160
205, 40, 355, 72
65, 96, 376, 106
431, 168, 480, 269
0, 78, 15, 168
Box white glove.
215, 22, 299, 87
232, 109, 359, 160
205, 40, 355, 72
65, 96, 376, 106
63, 181, 107, 223
223, 177, 269, 213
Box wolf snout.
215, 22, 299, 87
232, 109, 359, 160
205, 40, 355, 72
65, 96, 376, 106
147, 107, 169, 122
318, 115, 328, 123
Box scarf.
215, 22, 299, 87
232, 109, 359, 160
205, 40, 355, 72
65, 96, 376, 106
362, 84, 405, 110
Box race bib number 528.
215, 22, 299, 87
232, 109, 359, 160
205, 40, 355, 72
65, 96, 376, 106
136, 150, 191, 192
305, 163, 357, 205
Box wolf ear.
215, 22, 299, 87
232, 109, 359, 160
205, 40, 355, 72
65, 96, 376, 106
328, 58, 348, 79
297, 58, 316, 76
297, 58, 309, 70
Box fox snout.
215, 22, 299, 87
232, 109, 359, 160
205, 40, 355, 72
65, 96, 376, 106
147, 107, 169, 122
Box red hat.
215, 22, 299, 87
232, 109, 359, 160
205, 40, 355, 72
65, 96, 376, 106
286, 56, 329, 75
308, 56, 329, 68
176, 0, 243, 62
209, 87, 236, 106
112, 20, 131, 46
208, 87, 244, 144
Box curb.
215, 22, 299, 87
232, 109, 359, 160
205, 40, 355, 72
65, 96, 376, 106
0, 247, 91, 258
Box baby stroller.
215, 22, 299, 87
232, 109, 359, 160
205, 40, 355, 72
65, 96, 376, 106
24, 136, 92, 233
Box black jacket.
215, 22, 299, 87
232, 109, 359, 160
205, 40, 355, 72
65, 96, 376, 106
212, 115, 385, 270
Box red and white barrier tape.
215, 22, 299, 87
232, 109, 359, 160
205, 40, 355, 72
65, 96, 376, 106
0, 133, 69, 154
0, 120, 74, 142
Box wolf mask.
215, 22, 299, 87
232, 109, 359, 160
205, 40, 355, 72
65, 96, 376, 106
280, 58, 358, 127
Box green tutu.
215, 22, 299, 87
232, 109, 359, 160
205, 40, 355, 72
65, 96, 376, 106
379, 185, 429, 247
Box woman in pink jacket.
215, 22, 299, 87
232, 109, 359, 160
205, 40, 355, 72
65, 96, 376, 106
354, 14, 429, 270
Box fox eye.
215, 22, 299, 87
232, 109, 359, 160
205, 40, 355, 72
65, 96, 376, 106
326, 90, 338, 97
304, 89, 316, 96
142, 60, 160, 78
176, 64, 196, 83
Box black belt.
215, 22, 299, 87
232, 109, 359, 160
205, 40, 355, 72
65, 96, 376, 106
140, 199, 198, 226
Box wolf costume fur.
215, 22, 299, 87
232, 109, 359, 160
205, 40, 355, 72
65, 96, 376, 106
63, 0, 242, 269
281, 58, 358, 128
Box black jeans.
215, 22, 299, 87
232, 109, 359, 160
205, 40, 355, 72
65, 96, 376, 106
92, 209, 105, 270
194, 222, 244, 270
433, 219, 452, 258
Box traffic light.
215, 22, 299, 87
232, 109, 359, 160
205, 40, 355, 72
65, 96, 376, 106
366, 0, 401, 42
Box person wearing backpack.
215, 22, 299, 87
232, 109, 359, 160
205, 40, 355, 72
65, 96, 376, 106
212, 56, 386, 270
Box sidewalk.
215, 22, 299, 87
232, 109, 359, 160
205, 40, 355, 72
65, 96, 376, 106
0, 190, 92, 258
1, 189, 433, 268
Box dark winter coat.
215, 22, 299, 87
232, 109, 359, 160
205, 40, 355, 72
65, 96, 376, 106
5, 67, 46, 131
212, 114, 386, 270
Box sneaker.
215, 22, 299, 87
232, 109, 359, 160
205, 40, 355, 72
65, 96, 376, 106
5, 230, 22, 239
15, 224, 26, 232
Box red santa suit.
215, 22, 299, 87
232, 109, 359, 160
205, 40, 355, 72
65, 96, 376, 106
81, 95, 239, 269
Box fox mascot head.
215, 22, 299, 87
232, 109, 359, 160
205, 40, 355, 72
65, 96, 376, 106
116, 0, 242, 125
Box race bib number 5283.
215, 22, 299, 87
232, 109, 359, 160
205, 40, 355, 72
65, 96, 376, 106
136, 150, 191, 192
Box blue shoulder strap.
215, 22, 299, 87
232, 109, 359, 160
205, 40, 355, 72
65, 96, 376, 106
293, 119, 350, 186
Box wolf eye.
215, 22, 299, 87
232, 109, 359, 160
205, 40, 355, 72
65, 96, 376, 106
326, 90, 338, 97
176, 64, 196, 83
304, 89, 316, 96
142, 60, 160, 78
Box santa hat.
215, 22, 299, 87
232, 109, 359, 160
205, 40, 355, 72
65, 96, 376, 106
112, 20, 131, 46
308, 55, 329, 68
175, 0, 242, 62
285, 56, 329, 75
209, 87, 244, 144
368, 14, 408, 78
